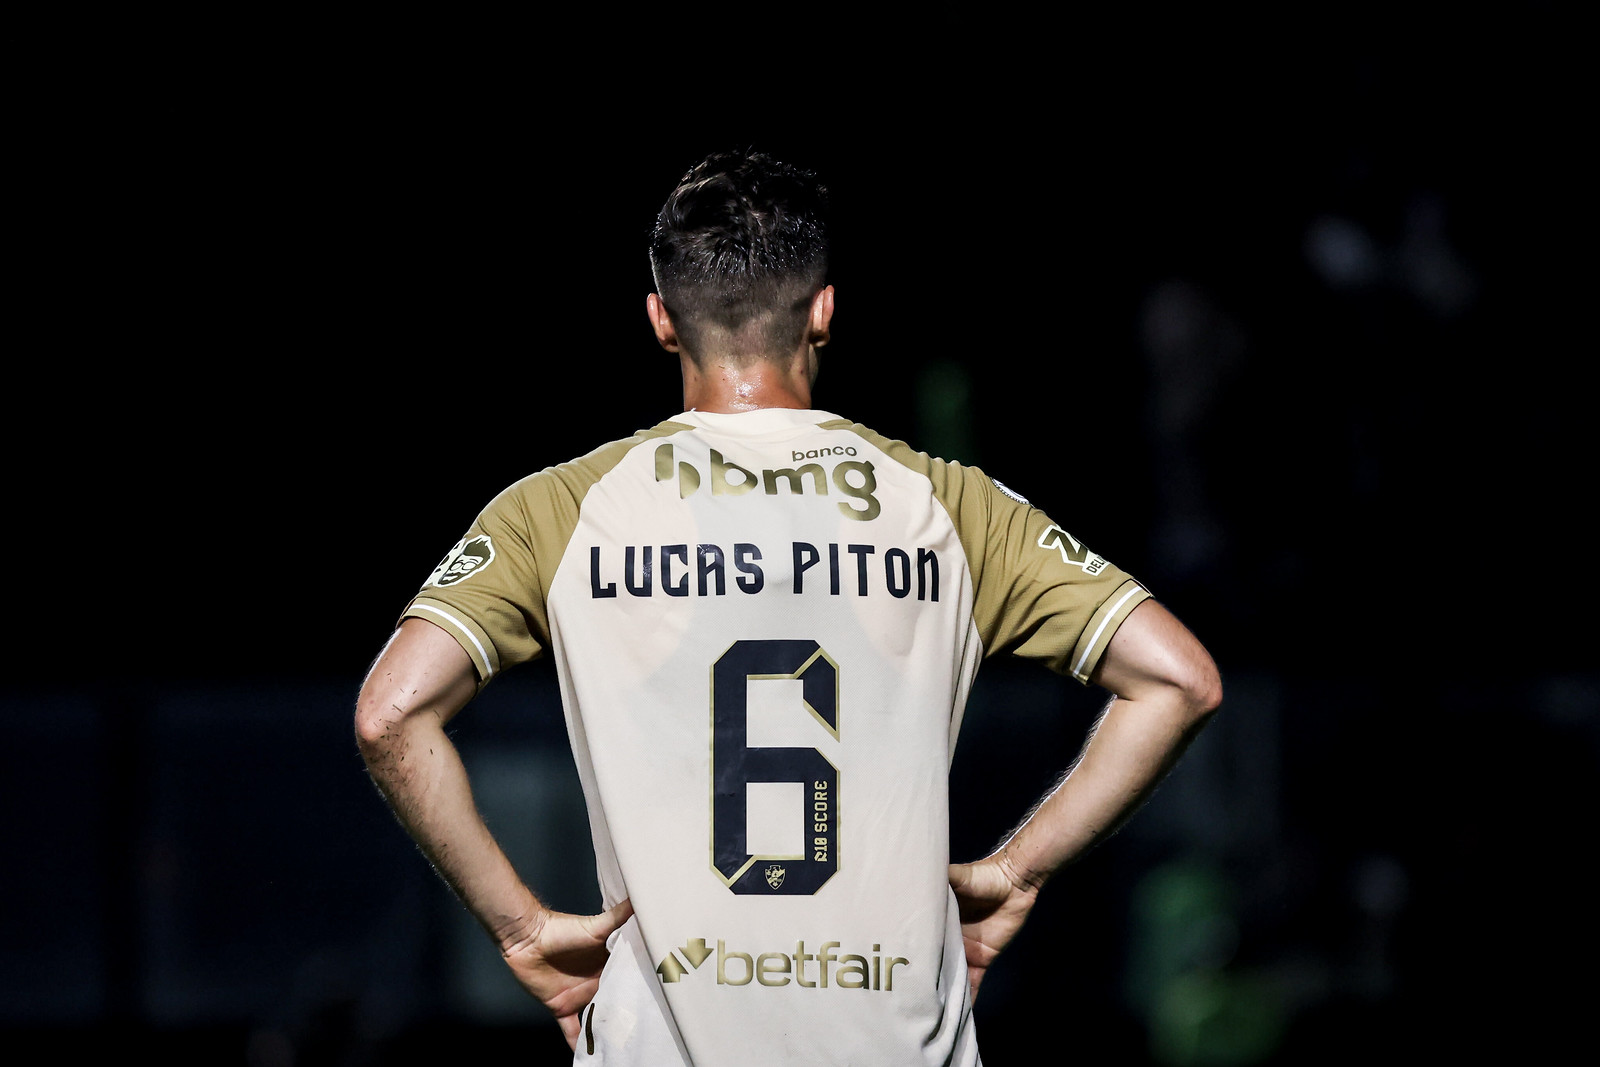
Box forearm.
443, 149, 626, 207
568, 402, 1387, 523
355, 620, 545, 949
360, 712, 544, 947
996, 687, 1213, 890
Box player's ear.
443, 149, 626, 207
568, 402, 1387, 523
646, 293, 680, 352
808, 285, 835, 348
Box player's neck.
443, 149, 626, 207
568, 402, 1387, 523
679, 348, 818, 413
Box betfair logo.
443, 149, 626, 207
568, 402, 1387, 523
1038, 525, 1109, 575
655, 937, 909, 991
654, 443, 881, 521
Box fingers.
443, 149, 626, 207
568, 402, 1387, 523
588, 897, 634, 940
558, 1012, 581, 1050
948, 863, 971, 891
950, 860, 1012, 908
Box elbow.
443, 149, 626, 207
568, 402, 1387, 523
1188, 661, 1223, 724
353, 682, 402, 758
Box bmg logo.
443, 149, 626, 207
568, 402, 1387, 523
655, 443, 880, 521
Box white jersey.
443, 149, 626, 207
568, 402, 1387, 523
404, 408, 1149, 1065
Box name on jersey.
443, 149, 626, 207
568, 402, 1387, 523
590, 542, 940, 601
656, 443, 881, 521
656, 936, 909, 992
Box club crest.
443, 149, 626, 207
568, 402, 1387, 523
992, 477, 1030, 504
764, 864, 787, 890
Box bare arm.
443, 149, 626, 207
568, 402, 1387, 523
949, 598, 1221, 999
354, 617, 632, 1047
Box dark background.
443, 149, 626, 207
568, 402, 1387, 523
7, 8, 1593, 1064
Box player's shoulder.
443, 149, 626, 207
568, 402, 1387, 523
485, 417, 695, 515
821, 417, 1024, 505
817, 418, 947, 476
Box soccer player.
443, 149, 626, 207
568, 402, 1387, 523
354, 148, 1222, 1064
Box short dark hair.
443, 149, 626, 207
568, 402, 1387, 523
648, 148, 829, 363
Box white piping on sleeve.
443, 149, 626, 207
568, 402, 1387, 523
1071, 584, 1145, 681
410, 603, 496, 680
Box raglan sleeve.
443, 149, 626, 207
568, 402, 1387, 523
966, 472, 1151, 683
399, 476, 552, 687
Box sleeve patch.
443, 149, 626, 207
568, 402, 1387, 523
425, 534, 497, 587
991, 477, 1030, 504
1037, 525, 1110, 575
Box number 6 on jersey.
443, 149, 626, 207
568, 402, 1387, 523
711, 639, 839, 894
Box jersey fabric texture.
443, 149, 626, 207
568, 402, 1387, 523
403, 408, 1150, 1066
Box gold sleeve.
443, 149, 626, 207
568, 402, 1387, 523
400, 477, 552, 686
964, 477, 1149, 681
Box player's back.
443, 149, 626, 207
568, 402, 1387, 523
541, 408, 985, 1065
